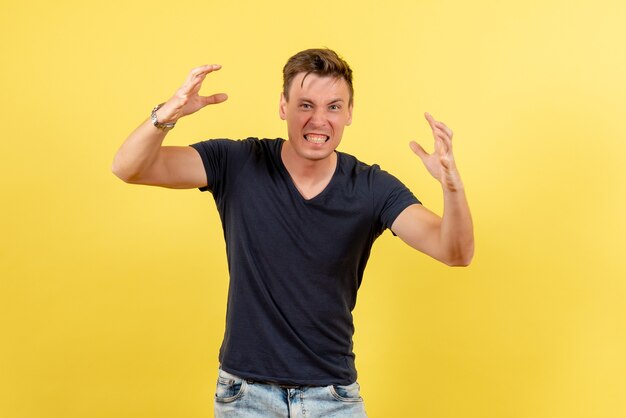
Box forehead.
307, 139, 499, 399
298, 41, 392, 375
289, 72, 350, 101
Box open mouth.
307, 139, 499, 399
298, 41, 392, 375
304, 134, 330, 144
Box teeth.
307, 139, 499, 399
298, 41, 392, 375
305, 134, 328, 144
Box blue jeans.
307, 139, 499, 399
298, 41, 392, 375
214, 369, 368, 417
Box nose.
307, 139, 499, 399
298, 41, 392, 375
309, 107, 327, 126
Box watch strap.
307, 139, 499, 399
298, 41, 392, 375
151, 103, 176, 131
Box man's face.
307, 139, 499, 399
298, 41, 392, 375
279, 72, 353, 162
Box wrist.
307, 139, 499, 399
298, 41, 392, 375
441, 171, 464, 193
155, 103, 179, 124
151, 103, 177, 131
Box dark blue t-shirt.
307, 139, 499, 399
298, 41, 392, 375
190, 138, 419, 386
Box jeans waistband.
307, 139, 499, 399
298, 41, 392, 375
246, 379, 313, 389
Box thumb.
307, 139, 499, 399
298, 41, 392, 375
201, 93, 229, 107
409, 141, 428, 160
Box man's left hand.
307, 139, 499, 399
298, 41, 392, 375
409, 112, 463, 192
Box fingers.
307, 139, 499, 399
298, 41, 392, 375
201, 93, 228, 106
424, 112, 453, 154
424, 112, 453, 138
439, 154, 451, 170
409, 141, 428, 160
181, 64, 222, 96
185, 64, 222, 84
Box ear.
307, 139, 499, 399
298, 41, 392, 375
279, 92, 287, 120
346, 103, 354, 126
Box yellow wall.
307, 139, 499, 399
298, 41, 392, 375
2, 0, 625, 417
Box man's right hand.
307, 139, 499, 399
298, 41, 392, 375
112, 65, 228, 188
155, 64, 228, 124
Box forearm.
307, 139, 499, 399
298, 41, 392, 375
439, 183, 474, 266
111, 118, 168, 183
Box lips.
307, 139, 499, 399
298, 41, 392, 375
304, 134, 330, 144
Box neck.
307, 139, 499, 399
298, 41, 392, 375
280, 140, 337, 182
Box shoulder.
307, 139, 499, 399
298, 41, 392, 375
188, 138, 284, 193
337, 150, 419, 198
336, 151, 398, 184
190, 137, 284, 157
337, 151, 378, 174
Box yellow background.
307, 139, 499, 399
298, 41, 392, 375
1, 0, 625, 417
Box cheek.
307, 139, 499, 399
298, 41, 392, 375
329, 114, 349, 129
287, 116, 308, 136
286, 113, 301, 125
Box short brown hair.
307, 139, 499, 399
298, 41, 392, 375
282, 48, 354, 105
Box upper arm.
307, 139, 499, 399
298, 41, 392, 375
129, 146, 208, 189
391, 203, 446, 262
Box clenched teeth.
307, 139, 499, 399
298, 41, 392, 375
304, 134, 329, 144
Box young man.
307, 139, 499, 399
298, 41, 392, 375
112, 48, 473, 417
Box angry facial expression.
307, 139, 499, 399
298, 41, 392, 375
279, 72, 353, 163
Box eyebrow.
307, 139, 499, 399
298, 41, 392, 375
298, 97, 345, 104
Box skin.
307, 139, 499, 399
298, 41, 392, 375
392, 114, 474, 266
279, 73, 353, 199
111, 65, 226, 189
112, 64, 473, 265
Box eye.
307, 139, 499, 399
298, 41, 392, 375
299, 103, 312, 109
329, 104, 341, 111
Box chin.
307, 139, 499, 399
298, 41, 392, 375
301, 150, 333, 161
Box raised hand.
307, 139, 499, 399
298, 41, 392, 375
155, 64, 228, 124
409, 112, 463, 192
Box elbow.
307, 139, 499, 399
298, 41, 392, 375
447, 256, 472, 267
111, 159, 137, 184
443, 244, 474, 267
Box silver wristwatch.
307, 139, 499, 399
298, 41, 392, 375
151, 103, 176, 131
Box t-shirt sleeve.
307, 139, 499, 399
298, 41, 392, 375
189, 138, 253, 197
372, 165, 421, 231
